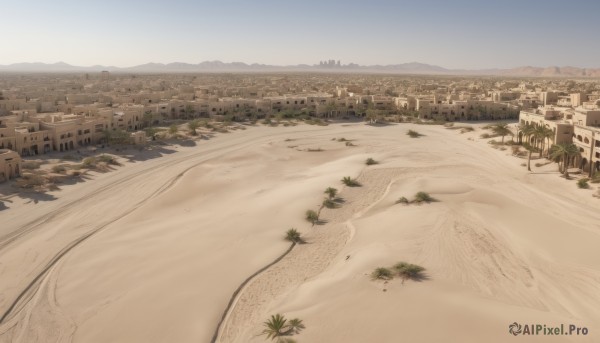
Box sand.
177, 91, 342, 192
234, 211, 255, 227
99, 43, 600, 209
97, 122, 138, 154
1, 122, 599, 343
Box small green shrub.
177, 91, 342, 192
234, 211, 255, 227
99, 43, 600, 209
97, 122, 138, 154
371, 267, 393, 281
577, 178, 589, 189
413, 192, 434, 203
365, 158, 378, 165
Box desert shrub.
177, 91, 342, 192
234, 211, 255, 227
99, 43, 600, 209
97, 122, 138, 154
407, 129, 422, 138
365, 158, 378, 165
413, 191, 434, 203
394, 262, 426, 282
395, 197, 409, 204
371, 267, 393, 281
591, 172, 600, 183
577, 178, 589, 189
21, 161, 42, 170
480, 133, 491, 139
341, 176, 361, 187
307, 147, 323, 152
51, 165, 67, 173
345, 141, 355, 146
16, 173, 46, 188
322, 198, 336, 209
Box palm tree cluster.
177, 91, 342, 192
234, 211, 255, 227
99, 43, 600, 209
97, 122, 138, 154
550, 142, 579, 177
371, 262, 426, 284
396, 192, 435, 205
262, 314, 305, 340
491, 123, 513, 143
518, 124, 555, 170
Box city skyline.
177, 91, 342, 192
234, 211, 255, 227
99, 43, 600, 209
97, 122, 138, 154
2, 0, 600, 69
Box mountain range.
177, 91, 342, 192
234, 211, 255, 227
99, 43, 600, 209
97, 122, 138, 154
1, 61, 600, 77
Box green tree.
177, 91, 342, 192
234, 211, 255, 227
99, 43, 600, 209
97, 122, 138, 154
550, 143, 579, 177
285, 228, 303, 244
262, 314, 288, 340
305, 210, 319, 225
491, 123, 513, 143
188, 120, 200, 136
324, 187, 338, 199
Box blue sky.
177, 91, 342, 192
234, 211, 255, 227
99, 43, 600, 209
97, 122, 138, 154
2, 0, 599, 69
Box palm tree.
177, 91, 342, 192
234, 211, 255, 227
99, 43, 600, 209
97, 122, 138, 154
322, 198, 336, 209
324, 187, 338, 199
491, 123, 513, 143
518, 124, 535, 144
285, 228, 303, 244
534, 125, 551, 158
550, 143, 579, 177
188, 120, 200, 136
393, 262, 425, 284
262, 314, 288, 340
305, 210, 319, 225
287, 318, 305, 334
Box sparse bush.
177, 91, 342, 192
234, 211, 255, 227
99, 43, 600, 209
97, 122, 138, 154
365, 158, 378, 165
98, 154, 119, 165
307, 147, 323, 152
396, 197, 409, 204
51, 165, 67, 173
21, 161, 42, 170
393, 262, 425, 283
337, 137, 348, 142
16, 173, 46, 188
591, 172, 600, 183
322, 198, 336, 209
407, 129, 422, 138
577, 178, 589, 189
371, 267, 393, 281
341, 176, 361, 187
345, 141, 355, 146
413, 191, 434, 203
82, 157, 97, 167
480, 133, 491, 139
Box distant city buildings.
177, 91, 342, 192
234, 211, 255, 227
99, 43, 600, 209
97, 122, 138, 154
1, 72, 600, 182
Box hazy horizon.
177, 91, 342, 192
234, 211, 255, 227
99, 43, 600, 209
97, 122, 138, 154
3, 0, 600, 69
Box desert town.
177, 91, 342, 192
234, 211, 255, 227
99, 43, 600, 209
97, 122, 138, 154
2, 72, 600, 182
1, 71, 600, 343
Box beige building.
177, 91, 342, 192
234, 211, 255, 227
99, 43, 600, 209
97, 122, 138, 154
0, 149, 21, 182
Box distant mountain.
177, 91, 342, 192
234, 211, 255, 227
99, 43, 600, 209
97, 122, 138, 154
1, 61, 599, 77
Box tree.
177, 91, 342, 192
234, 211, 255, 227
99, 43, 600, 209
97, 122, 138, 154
261, 314, 305, 340
534, 125, 553, 158
262, 314, 288, 340
287, 318, 305, 334
550, 143, 579, 177
491, 123, 513, 143
285, 228, 303, 244
324, 187, 338, 199
393, 262, 425, 283
518, 124, 535, 144
305, 210, 319, 225
188, 120, 200, 136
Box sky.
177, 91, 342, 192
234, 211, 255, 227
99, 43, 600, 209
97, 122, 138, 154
2, 0, 600, 69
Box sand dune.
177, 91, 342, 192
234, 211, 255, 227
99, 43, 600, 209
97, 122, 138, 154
1, 123, 599, 342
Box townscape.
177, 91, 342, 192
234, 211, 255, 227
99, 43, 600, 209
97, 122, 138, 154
3, 72, 600, 182
2, 1, 600, 342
